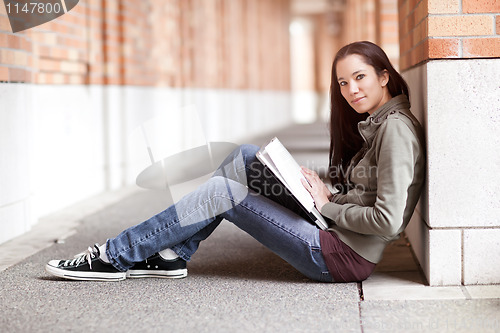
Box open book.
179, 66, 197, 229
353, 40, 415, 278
256, 137, 329, 230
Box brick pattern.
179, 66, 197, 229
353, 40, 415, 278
312, 14, 341, 93
342, 0, 377, 44
463, 0, 499, 14
0, 0, 290, 90
399, 0, 500, 71
0, 5, 30, 82
0, 1, 88, 84
376, 0, 400, 69
338, 0, 400, 69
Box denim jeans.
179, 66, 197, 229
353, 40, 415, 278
106, 144, 333, 282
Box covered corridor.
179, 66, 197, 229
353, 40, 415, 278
0, 0, 499, 331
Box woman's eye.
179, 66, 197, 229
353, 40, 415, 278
339, 81, 347, 86
356, 74, 365, 80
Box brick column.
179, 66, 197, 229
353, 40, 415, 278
338, 0, 400, 67
0, 0, 291, 90
376, 0, 399, 69
399, 0, 499, 70
399, 0, 500, 286
341, 0, 377, 43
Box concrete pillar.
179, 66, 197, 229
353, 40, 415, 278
399, 0, 500, 286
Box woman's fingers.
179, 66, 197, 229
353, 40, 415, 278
301, 167, 320, 186
301, 167, 331, 210
301, 166, 315, 176
301, 168, 311, 180
301, 167, 316, 179
301, 178, 311, 191
301, 170, 319, 195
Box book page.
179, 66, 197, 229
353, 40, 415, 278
256, 149, 288, 188
265, 138, 315, 211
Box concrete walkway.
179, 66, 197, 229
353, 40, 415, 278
1, 123, 499, 333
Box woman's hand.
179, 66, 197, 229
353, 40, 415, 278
300, 167, 332, 211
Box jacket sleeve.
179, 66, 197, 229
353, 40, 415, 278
320, 119, 418, 237
331, 192, 347, 204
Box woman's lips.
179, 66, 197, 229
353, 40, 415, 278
352, 97, 365, 104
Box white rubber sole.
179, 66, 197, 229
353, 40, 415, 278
126, 269, 187, 279
45, 263, 126, 282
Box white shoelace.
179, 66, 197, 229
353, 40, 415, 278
62, 245, 98, 270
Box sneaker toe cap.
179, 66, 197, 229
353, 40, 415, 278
47, 260, 62, 267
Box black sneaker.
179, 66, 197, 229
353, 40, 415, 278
45, 244, 126, 281
126, 253, 187, 279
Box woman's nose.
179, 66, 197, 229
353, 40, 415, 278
349, 81, 359, 95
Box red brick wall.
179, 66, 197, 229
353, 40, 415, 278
334, 0, 399, 69
312, 14, 341, 93
0, 1, 88, 84
376, 0, 399, 68
0, 0, 290, 90
341, 0, 377, 44
399, 0, 500, 71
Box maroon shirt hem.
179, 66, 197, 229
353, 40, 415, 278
319, 230, 376, 283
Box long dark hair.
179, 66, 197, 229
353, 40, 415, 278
328, 41, 409, 190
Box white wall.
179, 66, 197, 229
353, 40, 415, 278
0, 84, 293, 245
0, 84, 35, 244
290, 18, 319, 123
403, 59, 500, 285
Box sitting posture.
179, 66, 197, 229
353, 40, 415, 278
46, 41, 425, 283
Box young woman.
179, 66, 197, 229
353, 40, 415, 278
46, 41, 425, 283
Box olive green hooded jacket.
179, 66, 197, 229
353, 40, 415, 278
321, 94, 426, 263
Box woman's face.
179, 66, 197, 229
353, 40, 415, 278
336, 54, 391, 115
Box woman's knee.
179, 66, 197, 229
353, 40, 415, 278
238, 144, 260, 161
205, 176, 248, 204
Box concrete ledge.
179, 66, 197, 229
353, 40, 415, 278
362, 235, 500, 301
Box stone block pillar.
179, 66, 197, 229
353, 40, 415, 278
398, 0, 500, 285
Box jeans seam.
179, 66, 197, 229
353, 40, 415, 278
111, 185, 317, 269
113, 190, 241, 259
228, 193, 315, 247
234, 196, 331, 281
171, 245, 190, 262
115, 203, 207, 258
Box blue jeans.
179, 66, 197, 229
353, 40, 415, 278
106, 144, 333, 282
